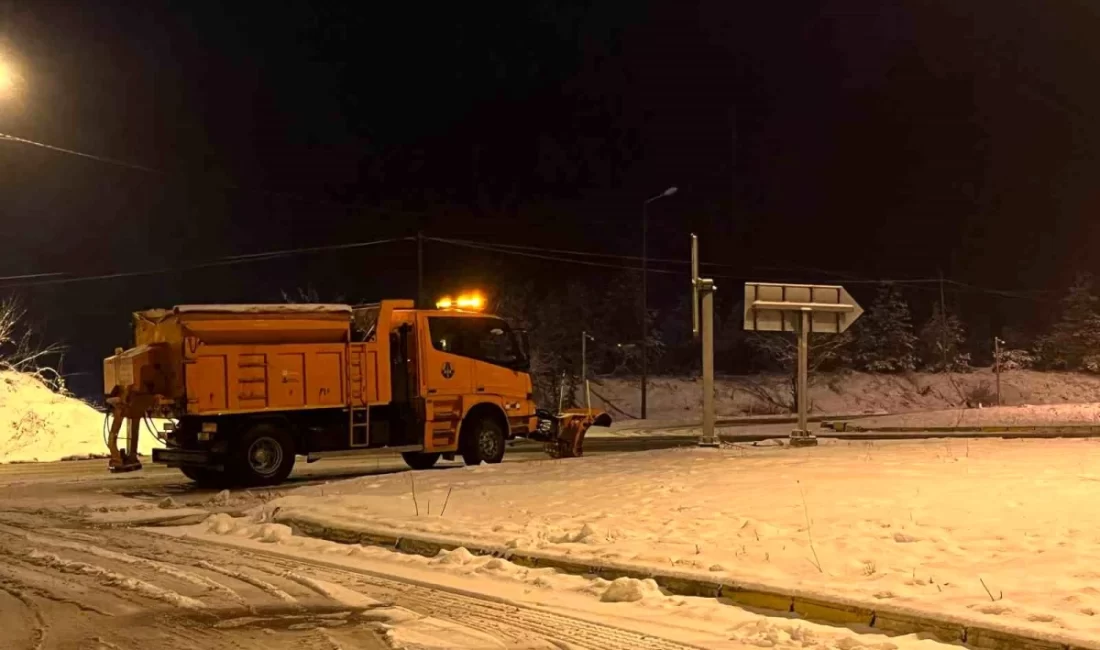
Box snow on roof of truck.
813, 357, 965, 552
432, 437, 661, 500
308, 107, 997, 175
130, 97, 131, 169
174, 304, 353, 315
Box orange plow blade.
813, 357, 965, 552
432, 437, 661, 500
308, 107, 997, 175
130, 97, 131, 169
542, 409, 612, 459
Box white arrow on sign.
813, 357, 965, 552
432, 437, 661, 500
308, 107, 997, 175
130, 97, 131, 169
743, 282, 864, 334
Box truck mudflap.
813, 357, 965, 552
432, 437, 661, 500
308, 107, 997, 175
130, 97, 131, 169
534, 409, 612, 459
152, 447, 223, 468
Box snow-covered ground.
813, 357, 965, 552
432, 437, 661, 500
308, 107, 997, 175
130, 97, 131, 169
839, 402, 1100, 429
0, 370, 157, 463
174, 514, 956, 650
589, 369, 1100, 420
259, 438, 1100, 645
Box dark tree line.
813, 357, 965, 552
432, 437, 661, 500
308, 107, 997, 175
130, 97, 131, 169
496, 273, 1100, 407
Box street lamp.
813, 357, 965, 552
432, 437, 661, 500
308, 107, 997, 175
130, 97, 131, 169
640, 185, 678, 419
0, 51, 18, 99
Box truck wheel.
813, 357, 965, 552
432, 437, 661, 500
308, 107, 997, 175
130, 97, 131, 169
401, 452, 441, 470
461, 418, 505, 466
179, 466, 226, 488
231, 423, 296, 486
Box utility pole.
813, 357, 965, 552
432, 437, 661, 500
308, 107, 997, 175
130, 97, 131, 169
941, 269, 950, 371
994, 336, 1004, 406
416, 231, 425, 309
691, 234, 719, 447
796, 309, 810, 435
582, 331, 595, 413
641, 187, 678, 419
581, 331, 594, 384
641, 202, 648, 420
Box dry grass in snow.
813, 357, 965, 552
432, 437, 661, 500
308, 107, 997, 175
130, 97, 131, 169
0, 370, 156, 463
265, 438, 1100, 645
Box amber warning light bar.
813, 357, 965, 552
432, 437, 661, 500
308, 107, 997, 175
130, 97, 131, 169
436, 292, 485, 311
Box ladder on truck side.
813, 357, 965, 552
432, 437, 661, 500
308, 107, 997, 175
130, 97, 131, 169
347, 340, 370, 447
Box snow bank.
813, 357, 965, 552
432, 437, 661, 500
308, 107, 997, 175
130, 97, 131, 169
263, 439, 1100, 644
183, 514, 957, 649
587, 369, 1100, 420
0, 370, 156, 463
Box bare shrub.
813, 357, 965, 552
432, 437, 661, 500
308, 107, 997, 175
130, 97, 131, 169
964, 381, 997, 407
0, 295, 66, 391
997, 348, 1034, 371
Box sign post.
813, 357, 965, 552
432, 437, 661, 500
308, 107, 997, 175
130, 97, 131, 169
691, 234, 720, 447
743, 282, 863, 446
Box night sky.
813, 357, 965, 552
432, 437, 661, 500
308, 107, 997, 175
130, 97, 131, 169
1, 1, 1098, 397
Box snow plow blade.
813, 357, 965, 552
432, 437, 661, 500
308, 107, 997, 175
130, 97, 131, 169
535, 409, 612, 459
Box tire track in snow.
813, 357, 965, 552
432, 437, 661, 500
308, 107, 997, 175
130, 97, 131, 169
196, 560, 301, 606
195, 539, 704, 650
279, 571, 387, 609
0, 565, 116, 617
0, 579, 46, 650
18, 549, 205, 610
2, 527, 248, 606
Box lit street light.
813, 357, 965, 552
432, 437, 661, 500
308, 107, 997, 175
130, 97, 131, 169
640, 185, 678, 419
0, 54, 16, 99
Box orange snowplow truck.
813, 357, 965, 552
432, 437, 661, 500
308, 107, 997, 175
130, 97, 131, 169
102, 300, 610, 486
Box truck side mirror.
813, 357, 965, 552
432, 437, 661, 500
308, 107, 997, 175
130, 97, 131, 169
515, 330, 531, 372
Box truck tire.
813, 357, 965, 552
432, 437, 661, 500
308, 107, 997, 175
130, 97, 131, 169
179, 466, 227, 488
230, 423, 296, 486
401, 452, 441, 470
461, 417, 505, 466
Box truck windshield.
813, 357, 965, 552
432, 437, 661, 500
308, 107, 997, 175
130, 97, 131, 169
428, 316, 527, 370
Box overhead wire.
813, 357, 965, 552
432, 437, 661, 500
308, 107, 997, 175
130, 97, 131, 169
0, 131, 435, 219
427, 236, 1052, 299
0, 231, 1057, 302
0, 237, 412, 290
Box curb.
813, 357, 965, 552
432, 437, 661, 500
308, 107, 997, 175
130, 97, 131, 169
278, 514, 1099, 650
822, 422, 1100, 436
620, 411, 882, 433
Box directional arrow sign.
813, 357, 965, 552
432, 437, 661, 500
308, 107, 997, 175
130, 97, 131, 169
743, 282, 864, 334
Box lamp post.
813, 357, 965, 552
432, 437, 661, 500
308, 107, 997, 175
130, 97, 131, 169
640, 186, 678, 419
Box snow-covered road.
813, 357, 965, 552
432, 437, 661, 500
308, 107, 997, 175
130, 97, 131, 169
0, 446, 965, 650
0, 507, 716, 649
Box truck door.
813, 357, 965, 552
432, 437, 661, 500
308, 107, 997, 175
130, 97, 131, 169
418, 315, 474, 451
420, 315, 474, 399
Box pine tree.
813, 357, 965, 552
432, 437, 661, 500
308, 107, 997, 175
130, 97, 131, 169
853, 284, 917, 372
1036, 273, 1100, 371
918, 303, 970, 371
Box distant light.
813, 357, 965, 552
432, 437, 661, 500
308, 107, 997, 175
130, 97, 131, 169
436, 296, 453, 309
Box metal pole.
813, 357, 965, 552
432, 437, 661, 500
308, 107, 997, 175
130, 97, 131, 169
994, 336, 1002, 406
582, 330, 587, 385
798, 309, 809, 434
641, 202, 648, 419
788, 308, 817, 447
417, 231, 425, 309
700, 280, 718, 446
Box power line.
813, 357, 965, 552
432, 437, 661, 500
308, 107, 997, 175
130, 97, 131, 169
429, 237, 687, 275
0, 130, 436, 219
0, 237, 411, 290
0, 131, 163, 174
0, 271, 65, 282
0, 230, 1059, 302
428, 237, 1057, 300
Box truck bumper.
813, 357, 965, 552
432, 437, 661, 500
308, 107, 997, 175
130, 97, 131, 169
152, 447, 223, 469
